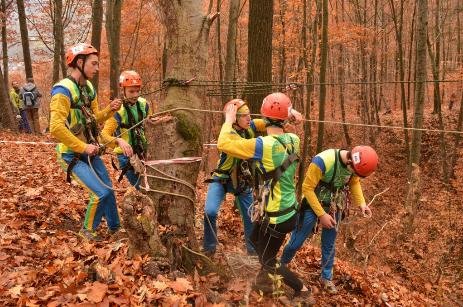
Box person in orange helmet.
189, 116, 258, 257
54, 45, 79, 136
50, 43, 123, 241
101, 70, 152, 189
281, 146, 379, 294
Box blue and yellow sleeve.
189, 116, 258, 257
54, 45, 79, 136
90, 97, 115, 123
49, 90, 87, 154
349, 176, 366, 206
301, 163, 326, 217
217, 122, 260, 160
101, 116, 119, 148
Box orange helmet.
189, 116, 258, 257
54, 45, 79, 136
223, 99, 248, 114
65, 43, 98, 66
351, 146, 379, 177
119, 70, 142, 87
261, 92, 291, 120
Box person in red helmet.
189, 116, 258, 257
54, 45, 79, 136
281, 146, 378, 294
50, 43, 122, 241
203, 97, 303, 257
218, 92, 315, 304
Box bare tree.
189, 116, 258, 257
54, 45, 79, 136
389, 0, 410, 164
246, 0, 274, 113
406, 0, 428, 229
125, 0, 218, 271
91, 0, 103, 90
0, 65, 16, 130
52, 0, 64, 84
105, 0, 122, 99
224, 0, 240, 100
316, 0, 328, 152
16, 0, 33, 79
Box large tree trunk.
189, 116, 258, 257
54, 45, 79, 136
246, 0, 273, 113
315, 0, 328, 152
52, 0, 64, 84
105, 0, 122, 99
91, 0, 103, 91
407, 0, 427, 221
132, 0, 217, 273
224, 0, 240, 100
0, 65, 16, 130
16, 0, 33, 79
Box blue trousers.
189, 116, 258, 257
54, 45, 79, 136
19, 109, 31, 133
117, 154, 140, 189
281, 209, 341, 280
60, 153, 120, 232
203, 177, 254, 253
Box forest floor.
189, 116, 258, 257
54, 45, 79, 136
0, 104, 462, 306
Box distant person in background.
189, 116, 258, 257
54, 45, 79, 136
10, 80, 31, 133
21, 77, 42, 134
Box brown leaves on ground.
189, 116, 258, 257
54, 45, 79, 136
0, 118, 461, 306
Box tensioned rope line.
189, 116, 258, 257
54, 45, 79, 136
2, 106, 463, 149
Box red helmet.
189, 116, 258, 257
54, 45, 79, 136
119, 70, 142, 87
223, 99, 248, 113
350, 146, 379, 177
261, 92, 291, 120
65, 43, 98, 66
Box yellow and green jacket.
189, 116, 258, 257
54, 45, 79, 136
217, 122, 300, 224
49, 77, 115, 154
301, 149, 365, 217
101, 97, 151, 155
212, 119, 266, 179
9, 88, 24, 111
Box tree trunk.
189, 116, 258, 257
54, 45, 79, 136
91, 0, 103, 91
278, 0, 287, 85
449, 89, 463, 179
390, 0, 410, 165
224, 0, 240, 100
216, 0, 224, 103
406, 2, 417, 110
246, 0, 273, 113
105, 0, 122, 99
52, 0, 64, 84
315, 0, 328, 153
297, 0, 318, 198
140, 0, 217, 272
0, 65, 16, 130
16, 0, 33, 79
407, 0, 427, 215
427, 35, 449, 183
1, 0, 8, 88
337, 0, 350, 146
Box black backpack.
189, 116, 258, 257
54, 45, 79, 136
22, 87, 36, 107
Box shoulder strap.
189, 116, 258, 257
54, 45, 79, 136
264, 135, 300, 193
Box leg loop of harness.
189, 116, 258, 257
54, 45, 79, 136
66, 155, 80, 183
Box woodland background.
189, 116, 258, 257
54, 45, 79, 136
0, 0, 462, 305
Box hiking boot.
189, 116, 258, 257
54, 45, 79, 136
320, 277, 338, 294
203, 249, 216, 258
292, 290, 316, 306
79, 228, 103, 242
108, 228, 127, 241
252, 270, 273, 295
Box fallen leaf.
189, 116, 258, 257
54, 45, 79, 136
169, 278, 193, 293
87, 282, 108, 303
9, 284, 22, 297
